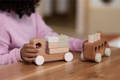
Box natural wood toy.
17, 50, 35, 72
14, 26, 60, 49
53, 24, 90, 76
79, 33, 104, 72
30, 35, 73, 65
80, 33, 112, 63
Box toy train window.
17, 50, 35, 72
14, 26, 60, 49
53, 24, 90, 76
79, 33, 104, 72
98, 45, 101, 50
102, 0, 113, 4
36, 43, 42, 48
95, 47, 97, 52
104, 41, 107, 47
101, 43, 104, 48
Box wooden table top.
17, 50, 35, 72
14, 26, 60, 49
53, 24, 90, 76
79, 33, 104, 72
0, 48, 120, 80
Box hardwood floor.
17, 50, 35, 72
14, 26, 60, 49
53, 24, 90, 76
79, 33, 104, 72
0, 48, 120, 80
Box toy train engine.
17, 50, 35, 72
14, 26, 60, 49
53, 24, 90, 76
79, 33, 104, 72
30, 35, 74, 65
81, 33, 112, 63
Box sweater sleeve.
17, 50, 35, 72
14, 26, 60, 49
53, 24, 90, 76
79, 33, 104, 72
35, 13, 84, 52
0, 24, 22, 65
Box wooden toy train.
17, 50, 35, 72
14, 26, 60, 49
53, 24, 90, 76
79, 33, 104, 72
81, 33, 112, 63
30, 35, 73, 65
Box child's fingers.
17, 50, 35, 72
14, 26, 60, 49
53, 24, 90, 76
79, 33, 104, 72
23, 57, 35, 63
23, 53, 38, 58
24, 44, 35, 49
25, 49, 39, 53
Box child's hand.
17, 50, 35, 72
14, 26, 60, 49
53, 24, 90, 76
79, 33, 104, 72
20, 44, 39, 63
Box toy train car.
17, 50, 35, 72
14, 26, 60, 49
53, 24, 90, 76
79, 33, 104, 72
80, 33, 111, 63
30, 35, 73, 65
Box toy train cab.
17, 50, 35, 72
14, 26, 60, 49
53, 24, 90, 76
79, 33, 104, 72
30, 35, 74, 65
80, 33, 111, 63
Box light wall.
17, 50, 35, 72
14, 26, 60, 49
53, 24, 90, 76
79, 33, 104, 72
37, 0, 52, 16
88, 8, 120, 34
76, 0, 88, 35
37, 0, 70, 16
88, 0, 120, 34
90, 0, 120, 8
38, 0, 120, 34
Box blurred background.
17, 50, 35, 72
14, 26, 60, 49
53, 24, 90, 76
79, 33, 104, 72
37, 0, 120, 39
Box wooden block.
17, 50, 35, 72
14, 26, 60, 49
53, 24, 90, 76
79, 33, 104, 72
30, 38, 46, 54
46, 35, 69, 43
48, 42, 59, 48
96, 33, 101, 40
88, 34, 95, 43
46, 36, 59, 42
59, 42, 69, 48
30, 38, 46, 48
49, 48, 69, 54
88, 33, 102, 43
48, 42, 69, 48
59, 35, 69, 42
95, 33, 98, 41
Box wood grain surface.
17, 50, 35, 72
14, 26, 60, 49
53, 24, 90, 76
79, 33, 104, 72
0, 48, 120, 80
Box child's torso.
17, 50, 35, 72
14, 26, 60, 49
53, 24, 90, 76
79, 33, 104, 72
0, 13, 37, 50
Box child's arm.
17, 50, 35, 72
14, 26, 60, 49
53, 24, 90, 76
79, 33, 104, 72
0, 26, 22, 65
35, 13, 84, 52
